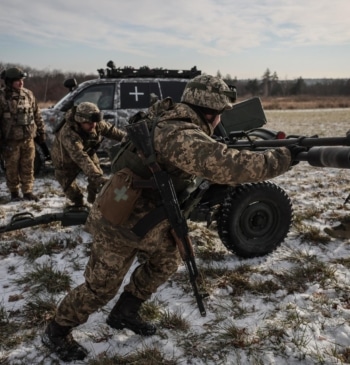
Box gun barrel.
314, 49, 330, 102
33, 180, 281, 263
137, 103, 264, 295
230, 136, 350, 149
298, 147, 350, 168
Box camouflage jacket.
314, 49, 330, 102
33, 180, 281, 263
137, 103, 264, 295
51, 116, 126, 180
0, 86, 45, 141
152, 102, 291, 186
86, 101, 292, 237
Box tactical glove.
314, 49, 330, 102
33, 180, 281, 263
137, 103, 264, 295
90, 176, 109, 192
96, 176, 109, 187
287, 144, 307, 166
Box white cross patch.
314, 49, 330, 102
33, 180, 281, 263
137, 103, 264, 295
129, 86, 144, 102
114, 186, 129, 202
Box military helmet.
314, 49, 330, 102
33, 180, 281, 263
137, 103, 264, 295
75, 102, 103, 123
181, 75, 236, 112
4, 67, 27, 80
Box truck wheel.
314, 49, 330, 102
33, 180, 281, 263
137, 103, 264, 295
217, 181, 292, 258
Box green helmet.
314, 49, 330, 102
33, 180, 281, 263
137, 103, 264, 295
5, 67, 27, 80
75, 102, 103, 123
181, 75, 236, 112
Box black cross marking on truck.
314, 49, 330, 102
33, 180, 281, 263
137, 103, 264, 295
129, 86, 144, 101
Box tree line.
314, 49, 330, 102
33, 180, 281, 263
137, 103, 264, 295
222, 68, 350, 97
1, 61, 349, 104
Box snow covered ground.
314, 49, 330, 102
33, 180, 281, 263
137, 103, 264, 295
1, 108, 350, 365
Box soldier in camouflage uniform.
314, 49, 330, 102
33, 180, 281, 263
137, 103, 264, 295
0, 67, 45, 202
42, 75, 300, 362
50, 102, 126, 206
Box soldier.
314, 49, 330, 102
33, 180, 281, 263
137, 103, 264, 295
0, 67, 45, 202
42, 75, 301, 362
50, 102, 126, 206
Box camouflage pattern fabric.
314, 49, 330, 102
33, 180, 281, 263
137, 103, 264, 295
0, 86, 44, 140
1, 138, 35, 193
53, 100, 292, 329
55, 195, 180, 327
153, 103, 291, 186
181, 74, 234, 111
0, 86, 44, 193
51, 114, 125, 203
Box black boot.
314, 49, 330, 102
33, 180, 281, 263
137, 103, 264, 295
10, 192, 21, 202
23, 192, 39, 202
71, 195, 84, 207
106, 291, 157, 336
42, 320, 88, 362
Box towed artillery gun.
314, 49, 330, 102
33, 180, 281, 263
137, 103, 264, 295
2, 97, 350, 259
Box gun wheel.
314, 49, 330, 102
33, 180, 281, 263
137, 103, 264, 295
217, 181, 292, 258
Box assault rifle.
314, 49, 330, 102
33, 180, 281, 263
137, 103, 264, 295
126, 120, 207, 317
221, 129, 350, 169
0, 206, 89, 234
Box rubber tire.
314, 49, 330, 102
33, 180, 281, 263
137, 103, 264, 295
217, 181, 292, 258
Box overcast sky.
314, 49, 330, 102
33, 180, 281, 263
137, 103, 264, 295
1, 0, 349, 80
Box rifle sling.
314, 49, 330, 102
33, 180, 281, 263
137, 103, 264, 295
131, 206, 167, 238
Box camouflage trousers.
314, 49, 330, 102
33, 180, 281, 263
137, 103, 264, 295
54, 196, 181, 328
2, 138, 35, 193
54, 157, 103, 204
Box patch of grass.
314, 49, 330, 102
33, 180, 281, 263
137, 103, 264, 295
26, 241, 57, 261
216, 271, 250, 297
0, 303, 26, 351
196, 247, 227, 261
257, 322, 288, 348
178, 331, 222, 362
293, 206, 323, 223
331, 257, 350, 269
0, 321, 23, 350
28, 235, 81, 255
13, 263, 72, 294
219, 322, 252, 348
23, 294, 58, 326
88, 346, 178, 365
0, 301, 9, 325
249, 279, 281, 295
276, 260, 337, 293
334, 346, 350, 363
201, 263, 283, 298
280, 248, 318, 264
159, 309, 190, 331
140, 299, 163, 322
0, 239, 23, 256
293, 222, 331, 244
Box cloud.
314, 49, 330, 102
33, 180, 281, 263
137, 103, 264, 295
1, 0, 350, 57
1, 0, 349, 78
